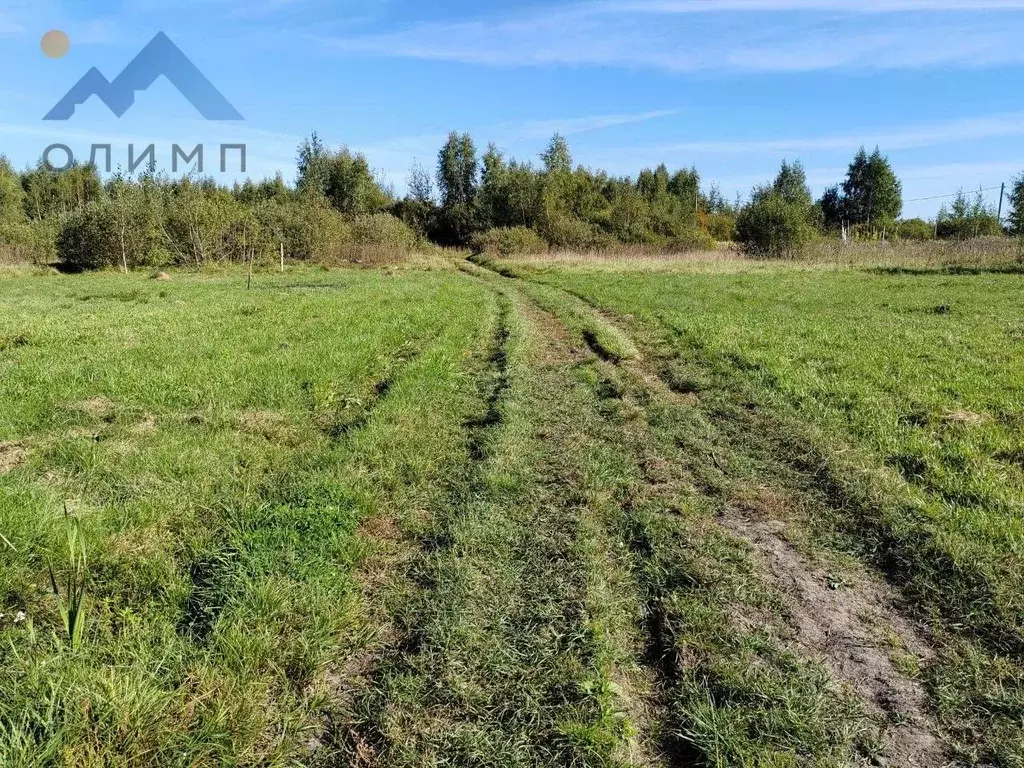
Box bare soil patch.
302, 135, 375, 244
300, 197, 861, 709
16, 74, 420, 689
73, 396, 116, 420
237, 411, 298, 442
0, 442, 26, 474
721, 494, 946, 768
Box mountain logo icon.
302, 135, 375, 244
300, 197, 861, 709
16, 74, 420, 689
44, 32, 242, 121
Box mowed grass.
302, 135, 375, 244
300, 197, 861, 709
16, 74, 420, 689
0, 268, 494, 766
518, 259, 1024, 764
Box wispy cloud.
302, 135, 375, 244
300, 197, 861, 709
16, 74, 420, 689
896, 160, 1024, 183
313, 109, 677, 154
604, 0, 1024, 13
611, 112, 1024, 156
320, 1, 1024, 74
502, 110, 679, 141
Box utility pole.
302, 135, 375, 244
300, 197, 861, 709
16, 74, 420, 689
997, 182, 1006, 224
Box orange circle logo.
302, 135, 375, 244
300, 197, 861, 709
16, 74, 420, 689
41, 30, 71, 59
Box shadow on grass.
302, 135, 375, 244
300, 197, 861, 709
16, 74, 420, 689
864, 264, 1024, 277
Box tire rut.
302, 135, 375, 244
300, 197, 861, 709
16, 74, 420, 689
608, 298, 947, 768
476, 261, 951, 768
329, 279, 653, 767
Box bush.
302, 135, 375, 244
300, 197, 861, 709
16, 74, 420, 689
937, 190, 1003, 240
470, 226, 548, 256
392, 198, 437, 238
895, 218, 935, 241
58, 196, 165, 271
337, 214, 419, 266
258, 196, 352, 263
705, 212, 737, 242
430, 203, 479, 247
162, 183, 249, 266
736, 194, 816, 258
666, 229, 716, 252
58, 204, 117, 271
351, 213, 416, 249
541, 214, 608, 250
0, 220, 58, 265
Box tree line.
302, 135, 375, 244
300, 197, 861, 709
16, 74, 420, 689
1, 131, 1022, 268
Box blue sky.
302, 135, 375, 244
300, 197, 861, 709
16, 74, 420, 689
2, 0, 1024, 218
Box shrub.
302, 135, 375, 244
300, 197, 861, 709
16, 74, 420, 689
258, 196, 352, 263
0, 220, 58, 265
895, 218, 935, 241
666, 229, 716, 252
541, 214, 607, 250
162, 183, 246, 266
736, 194, 816, 258
58, 195, 165, 271
470, 226, 548, 256
392, 198, 437, 238
57, 204, 118, 271
705, 212, 737, 242
344, 213, 419, 265
430, 203, 480, 247
351, 213, 416, 249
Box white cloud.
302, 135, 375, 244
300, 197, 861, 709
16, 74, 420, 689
320, 1, 1024, 74
611, 112, 1024, 156
605, 0, 1024, 13
500, 110, 679, 141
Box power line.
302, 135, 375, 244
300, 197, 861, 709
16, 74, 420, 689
904, 185, 1003, 204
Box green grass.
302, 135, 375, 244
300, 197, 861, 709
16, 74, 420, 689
342, 285, 645, 766
513, 258, 1024, 765
494, 271, 878, 766
3, 257, 1022, 767
0, 268, 494, 765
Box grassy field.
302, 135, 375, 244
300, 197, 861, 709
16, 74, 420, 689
502, 255, 1024, 766
0, 268, 495, 764
1, 256, 1022, 767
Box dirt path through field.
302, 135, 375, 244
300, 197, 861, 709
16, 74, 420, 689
475, 260, 950, 768
319, 261, 949, 768
319, 274, 671, 766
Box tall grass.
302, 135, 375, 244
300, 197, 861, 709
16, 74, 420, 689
47, 507, 90, 651
499, 236, 1024, 274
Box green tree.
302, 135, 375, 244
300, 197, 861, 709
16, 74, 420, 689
108, 174, 153, 272
22, 159, 102, 220
0, 156, 25, 224
541, 134, 573, 175
296, 135, 391, 215
841, 147, 902, 229
235, 173, 291, 205
818, 185, 844, 230
435, 132, 480, 245
771, 160, 813, 207
408, 159, 434, 204
324, 147, 392, 215
393, 160, 438, 238
1007, 173, 1024, 236
937, 189, 1002, 239
437, 132, 478, 208
736, 161, 817, 257
296, 132, 330, 197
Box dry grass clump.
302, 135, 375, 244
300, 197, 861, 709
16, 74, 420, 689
499, 237, 1024, 274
